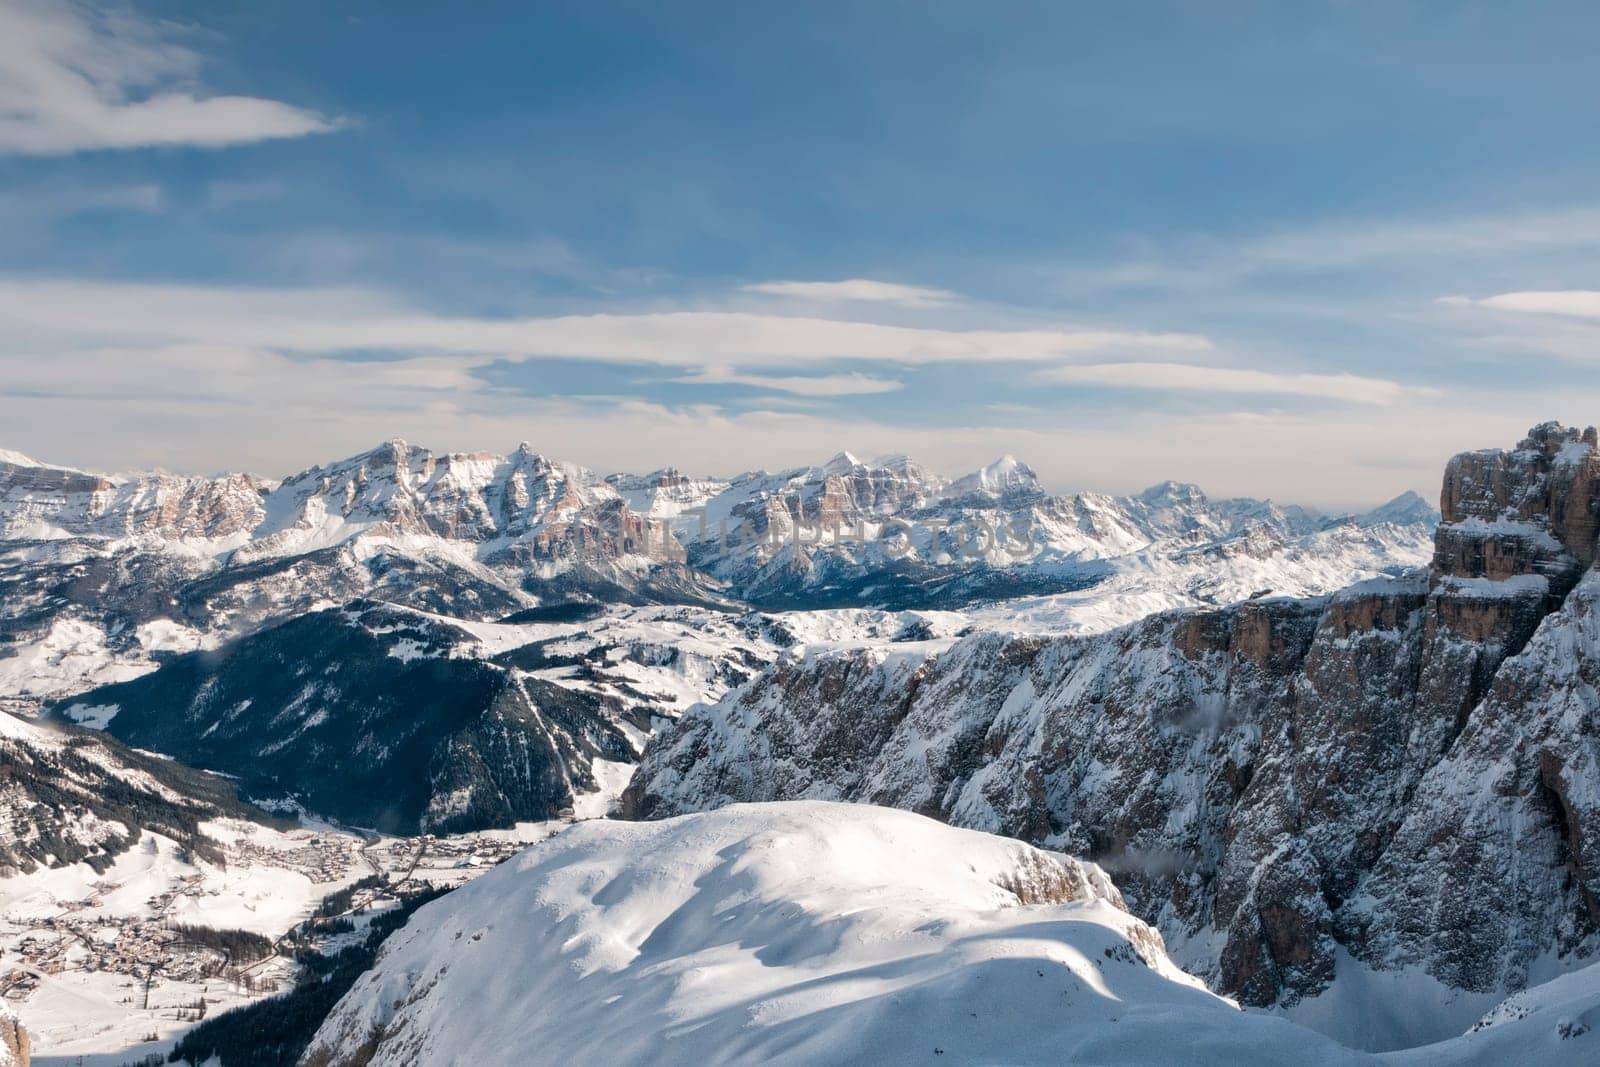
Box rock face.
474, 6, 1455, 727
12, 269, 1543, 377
681, 450, 1430, 611
0, 441, 686, 563
0, 1001, 28, 1067
236, 440, 687, 568
624, 423, 1600, 1035
0, 441, 708, 637
0, 442, 731, 709
0, 456, 265, 542
1431, 423, 1599, 618
53, 603, 637, 834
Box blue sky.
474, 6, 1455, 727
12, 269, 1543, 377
2, 1, 1600, 507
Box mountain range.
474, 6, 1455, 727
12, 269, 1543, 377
16, 426, 1567, 1064
0, 439, 1437, 847
623, 421, 1600, 1049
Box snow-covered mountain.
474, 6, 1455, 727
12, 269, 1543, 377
0, 440, 683, 561
51, 603, 638, 834
6, 425, 1597, 1064
0, 439, 1434, 711
623, 421, 1600, 1049
673, 448, 1431, 610
0, 709, 280, 877
0, 447, 720, 718
302, 802, 1350, 1066
0, 435, 1433, 844
303, 801, 1600, 1066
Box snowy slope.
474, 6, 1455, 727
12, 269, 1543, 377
959, 520, 1435, 636
1392, 961, 1600, 1066
305, 802, 1365, 1067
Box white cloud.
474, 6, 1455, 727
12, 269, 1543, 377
1035, 362, 1429, 406
740, 278, 962, 307
0, 278, 1212, 367
1457, 290, 1600, 319
669, 366, 904, 396
0, 276, 1513, 509
0, 0, 340, 155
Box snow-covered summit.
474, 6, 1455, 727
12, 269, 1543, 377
945, 453, 1042, 499
0, 449, 39, 469
305, 801, 1365, 1066
1353, 490, 1439, 528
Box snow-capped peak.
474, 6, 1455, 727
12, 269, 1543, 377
947, 453, 1041, 498
0, 448, 39, 468
1357, 489, 1439, 528
822, 450, 863, 473
1136, 479, 1208, 506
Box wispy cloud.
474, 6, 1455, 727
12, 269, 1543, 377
1237, 206, 1600, 271
1, 371, 1574, 512
669, 366, 904, 396
1050, 204, 1600, 298
0, 0, 342, 155
1447, 290, 1600, 319
0, 278, 1213, 368
740, 278, 962, 307
1035, 362, 1429, 406
0, 180, 162, 228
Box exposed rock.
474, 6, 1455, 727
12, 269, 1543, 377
1435, 420, 1600, 587
624, 422, 1600, 1021
0, 1001, 28, 1067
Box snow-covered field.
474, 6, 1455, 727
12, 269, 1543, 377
958, 521, 1434, 636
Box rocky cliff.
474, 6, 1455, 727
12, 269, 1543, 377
0, 1002, 28, 1067
623, 421, 1600, 1043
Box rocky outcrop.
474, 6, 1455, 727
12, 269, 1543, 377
0, 456, 265, 542
1345, 568, 1600, 994
682, 450, 1432, 611
624, 422, 1600, 1024
232, 440, 684, 566
1435, 420, 1600, 589
0, 1002, 28, 1067
0, 442, 732, 707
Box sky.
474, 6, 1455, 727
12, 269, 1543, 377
2, 1, 1600, 508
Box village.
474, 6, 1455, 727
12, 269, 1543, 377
0, 814, 563, 1057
